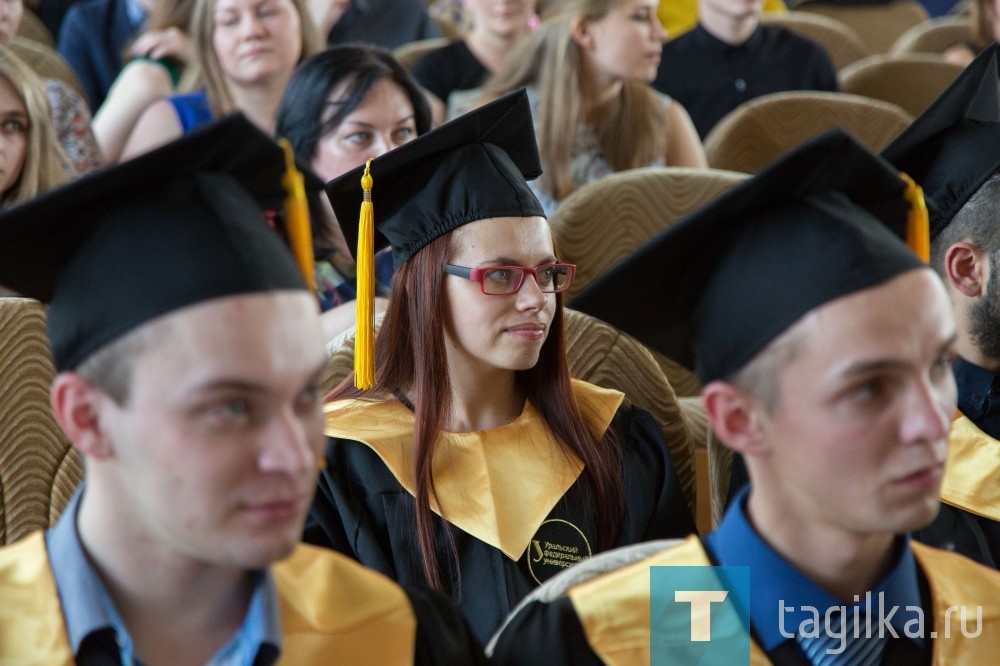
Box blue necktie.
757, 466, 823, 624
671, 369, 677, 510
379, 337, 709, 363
796, 609, 887, 666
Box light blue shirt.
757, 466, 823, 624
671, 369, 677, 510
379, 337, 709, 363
45, 487, 283, 665
706, 487, 924, 652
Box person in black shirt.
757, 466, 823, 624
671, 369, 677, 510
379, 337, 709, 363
654, 0, 838, 138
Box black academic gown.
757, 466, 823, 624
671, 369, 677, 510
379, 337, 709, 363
307, 381, 695, 644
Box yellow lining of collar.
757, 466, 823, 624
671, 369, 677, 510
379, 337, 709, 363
324, 379, 623, 560
940, 415, 1000, 522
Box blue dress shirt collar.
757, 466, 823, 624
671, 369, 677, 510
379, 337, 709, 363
706, 487, 923, 652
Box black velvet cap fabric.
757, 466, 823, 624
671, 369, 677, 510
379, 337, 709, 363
570, 130, 926, 383
881, 43, 1000, 239
324, 88, 545, 269
0, 114, 318, 371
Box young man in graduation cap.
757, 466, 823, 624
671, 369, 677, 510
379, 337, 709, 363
0, 116, 483, 664
488, 130, 1000, 665
881, 44, 1000, 569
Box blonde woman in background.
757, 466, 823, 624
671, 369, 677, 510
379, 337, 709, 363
479, 0, 706, 215
412, 0, 538, 123
120, 0, 321, 159
0, 48, 69, 207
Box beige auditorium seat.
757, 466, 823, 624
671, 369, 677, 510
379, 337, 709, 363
891, 15, 972, 54
392, 37, 450, 71
840, 53, 965, 117
798, 0, 930, 53
760, 10, 869, 69
548, 166, 748, 397
15, 8, 55, 47
0, 298, 81, 545
704, 91, 913, 174
321, 308, 703, 516
8, 36, 86, 101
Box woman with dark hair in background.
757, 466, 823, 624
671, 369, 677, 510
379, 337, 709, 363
276, 44, 432, 339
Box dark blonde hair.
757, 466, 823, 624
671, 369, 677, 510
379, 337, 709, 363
481, 0, 667, 201
181, 0, 322, 115
0, 48, 68, 206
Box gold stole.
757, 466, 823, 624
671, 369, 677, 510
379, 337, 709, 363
323, 379, 624, 560
940, 415, 1000, 521
0, 534, 418, 664
566, 537, 1000, 665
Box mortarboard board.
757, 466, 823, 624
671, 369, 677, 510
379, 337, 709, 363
324, 88, 546, 388
0, 114, 323, 371
881, 43, 1000, 239
570, 130, 928, 384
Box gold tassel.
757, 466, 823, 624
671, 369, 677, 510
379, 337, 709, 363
278, 138, 316, 290
901, 172, 929, 263
354, 159, 376, 389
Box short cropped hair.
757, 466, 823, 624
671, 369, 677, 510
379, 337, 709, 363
930, 172, 1000, 276
74, 320, 164, 405
727, 315, 810, 413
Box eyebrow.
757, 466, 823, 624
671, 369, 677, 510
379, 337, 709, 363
189, 360, 329, 395
341, 115, 416, 129
477, 255, 559, 266
837, 333, 958, 379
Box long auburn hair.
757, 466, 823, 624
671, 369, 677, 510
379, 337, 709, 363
330, 229, 626, 592
480, 0, 667, 202
181, 0, 322, 116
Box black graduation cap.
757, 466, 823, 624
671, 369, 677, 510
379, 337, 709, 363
324, 88, 545, 270
0, 114, 322, 371
570, 130, 927, 384
881, 43, 1000, 239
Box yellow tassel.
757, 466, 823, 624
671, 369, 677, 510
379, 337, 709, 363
354, 159, 376, 390
901, 172, 929, 263
278, 138, 316, 290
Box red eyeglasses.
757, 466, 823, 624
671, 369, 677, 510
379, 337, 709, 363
443, 263, 577, 295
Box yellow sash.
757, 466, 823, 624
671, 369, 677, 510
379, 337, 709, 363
566, 536, 1000, 665
0, 534, 417, 664
324, 379, 624, 561
940, 415, 1000, 521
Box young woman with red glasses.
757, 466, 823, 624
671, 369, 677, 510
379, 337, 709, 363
309, 90, 695, 644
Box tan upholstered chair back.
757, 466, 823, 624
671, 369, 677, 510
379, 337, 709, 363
320, 308, 701, 514
891, 16, 972, 54
9, 36, 87, 101
392, 37, 451, 71
760, 10, 869, 69
704, 91, 913, 174
840, 53, 965, 117
547, 167, 748, 397
798, 0, 930, 53
15, 8, 55, 47
0, 298, 82, 545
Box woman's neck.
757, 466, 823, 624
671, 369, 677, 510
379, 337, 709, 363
228, 78, 289, 135
466, 25, 528, 73
578, 62, 623, 123
442, 367, 525, 433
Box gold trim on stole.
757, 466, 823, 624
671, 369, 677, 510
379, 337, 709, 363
0, 531, 73, 664
940, 415, 1000, 522
323, 379, 624, 561
272, 543, 416, 664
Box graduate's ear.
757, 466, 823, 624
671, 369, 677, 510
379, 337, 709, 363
702, 381, 768, 456
944, 241, 988, 299
570, 16, 595, 49
50, 373, 116, 460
